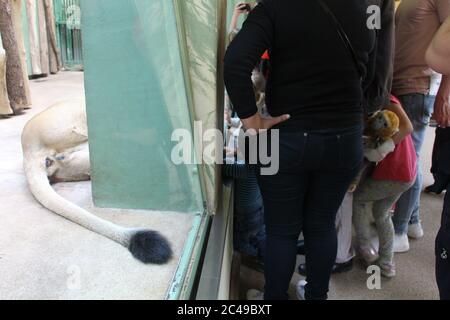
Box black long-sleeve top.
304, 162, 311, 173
364, 0, 395, 113
224, 0, 377, 131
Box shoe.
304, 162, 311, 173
297, 260, 353, 277
246, 289, 264, 300
393, 233, 410, 253
424, 175, 449, 195
408, 222, 424, 239
357, 246, 379, 265
378, 261, 396, 278
425, 184, 445, 195
297, 240, 305, 256
296, 280, 307, 300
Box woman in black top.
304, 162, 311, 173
224, 0, 376, 300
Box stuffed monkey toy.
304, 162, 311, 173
363, 110, 400, 162
349, 109, 400, 192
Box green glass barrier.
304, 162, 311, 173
173, 0, 227, 214
81, 0, 204, 214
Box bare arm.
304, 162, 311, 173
229, 2, 248, 32
426, 16, 450, 75
384, 102, 414, 145
224, 0, 290, 131
432, 75, 450, 128
363, 101, 412, 163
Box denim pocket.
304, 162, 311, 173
421, 95, 435, 126
276, 132, 308, 172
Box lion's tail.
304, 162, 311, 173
23, 159, 173, 264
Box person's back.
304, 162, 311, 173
393, 0, 449, 96
390, 0, 450, 253
224, 0, 376, 131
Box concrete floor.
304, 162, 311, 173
240, 126, 443, 300
0, 72, 195, 300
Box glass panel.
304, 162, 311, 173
174, 0, 227, 214
81, 0, 204, 214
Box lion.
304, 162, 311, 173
21, 99, 173, 264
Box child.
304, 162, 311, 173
353, 96, 417, 278
223, 119, 266, 263
223, 159, 266, 261
223, 3, 268, 264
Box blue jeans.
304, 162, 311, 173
393, 94, 435, 235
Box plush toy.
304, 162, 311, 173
365, 110, 400, 147
363, 109, 399, 162
349, 109, 400, 192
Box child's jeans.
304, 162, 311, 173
353, 178, 414, 264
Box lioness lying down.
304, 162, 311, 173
21, 100, 172, 264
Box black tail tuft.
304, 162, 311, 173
129, 230, 173, 265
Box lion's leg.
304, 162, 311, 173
48, 143, 91, 183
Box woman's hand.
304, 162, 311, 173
229, 3, 250, 33
235, 2, 250, 14
433, 88, 450, 128
241, 113, 290, 134
384, 101, 413, 144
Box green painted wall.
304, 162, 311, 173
54, 0, 84, 68
81, 0, 204, 213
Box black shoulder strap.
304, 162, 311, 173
317, 0, 365, 81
